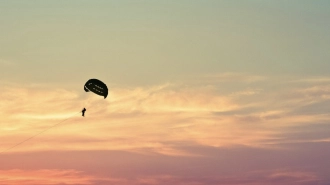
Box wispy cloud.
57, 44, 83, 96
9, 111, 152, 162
200, 73, 267, 83
0, 169, 95, 185
0, 168, 321, 185
1, 74, 330, 156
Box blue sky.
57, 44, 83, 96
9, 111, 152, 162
1, 0, 330, 85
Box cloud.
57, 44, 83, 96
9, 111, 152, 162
288, 77, 330, 84
1, 74, 330, 156
0, 142, 329, 185
106, 83, 237, 113
201, 73, 266, 83
0, 169, 95, 185
0, 168, 321, 185
268, 170, 319, 184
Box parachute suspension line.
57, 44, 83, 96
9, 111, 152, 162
0, 111, 81, 154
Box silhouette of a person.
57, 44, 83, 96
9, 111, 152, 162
82, 108, 86, 117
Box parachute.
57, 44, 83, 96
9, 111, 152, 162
84, 79, 108, 99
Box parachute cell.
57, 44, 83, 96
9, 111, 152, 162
84, 79, 108, 98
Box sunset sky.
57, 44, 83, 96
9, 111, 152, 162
1, 1, 330, 185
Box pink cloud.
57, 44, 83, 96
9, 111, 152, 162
0, 168, 320, 185
0, 169, 94, 185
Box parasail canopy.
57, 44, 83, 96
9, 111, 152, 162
84, 79, 108, 99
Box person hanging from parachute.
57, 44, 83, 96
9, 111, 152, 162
81, 108, 86, 117
82, 79, 108, 116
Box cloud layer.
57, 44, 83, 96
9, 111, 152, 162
1, 74, 330, 184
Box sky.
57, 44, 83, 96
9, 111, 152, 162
0, 1, 330, 184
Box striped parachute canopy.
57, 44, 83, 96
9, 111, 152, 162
84, 79, 108, 99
